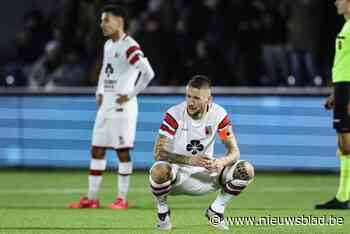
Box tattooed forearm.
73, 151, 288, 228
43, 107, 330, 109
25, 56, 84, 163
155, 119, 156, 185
153, 135, 169, 161
159, 150, 192, 164
222, 138, 240, 163
153, 135, 192, 165
221, 126, 240, 165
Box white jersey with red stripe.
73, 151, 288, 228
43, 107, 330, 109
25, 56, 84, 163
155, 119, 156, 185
159, 102, 231, 159
97, 34, 143, 118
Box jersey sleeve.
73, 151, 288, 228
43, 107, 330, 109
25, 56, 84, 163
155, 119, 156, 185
158, 109, 179, 139
96, 73, 104, 96
96, 42, 108, 96
217, 107, 231, 131
218, 115, 231, 130
216, 106, 234, 141
125, 43, 144, 65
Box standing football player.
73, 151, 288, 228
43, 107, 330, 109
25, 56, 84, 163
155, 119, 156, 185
316, 0, 350, 209
149, 75, 254, 230
69, 4, 154, 210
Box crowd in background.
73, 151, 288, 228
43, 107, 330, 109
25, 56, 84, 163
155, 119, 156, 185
0, 0, 344, 88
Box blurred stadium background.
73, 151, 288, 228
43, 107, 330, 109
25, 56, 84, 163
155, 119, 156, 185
0, 0, 343, 87
0, 0, 348, 233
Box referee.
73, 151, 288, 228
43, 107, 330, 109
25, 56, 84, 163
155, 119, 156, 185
316, 0, 350, 209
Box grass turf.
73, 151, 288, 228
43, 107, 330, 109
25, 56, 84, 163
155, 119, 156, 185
0, 170, 348, 234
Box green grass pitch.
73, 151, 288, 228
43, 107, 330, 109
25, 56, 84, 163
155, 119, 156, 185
0, 169, 348, 234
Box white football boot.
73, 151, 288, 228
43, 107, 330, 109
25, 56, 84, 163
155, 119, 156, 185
205, 207, 229, 231
156, 210, 172, 230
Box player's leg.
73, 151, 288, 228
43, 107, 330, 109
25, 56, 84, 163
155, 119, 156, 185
88, 147, 107, 200
336, 134, 350, 202
206, 160, 254, 230
117, 149, 132, 203
316, 83, 350, 209
69, 146, 106, 208
316, 133, 350, 209
69, 114, 109, 209
149, 161, 175, 230
108, 148, 132, 209
108, 112, 137, 209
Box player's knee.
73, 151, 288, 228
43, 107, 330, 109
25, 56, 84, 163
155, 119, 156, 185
222, 160, 254, 196
236, 161, 255, 181
117, 148, 131, 162
339, 144, 350, 155
91, 147, 105, 159
149, 162, 173, 197
340, 147, 350, 155
150, 162, 172, 184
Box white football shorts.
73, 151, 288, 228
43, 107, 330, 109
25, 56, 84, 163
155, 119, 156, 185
150, 162, 221, 196
92, 113, 137, 149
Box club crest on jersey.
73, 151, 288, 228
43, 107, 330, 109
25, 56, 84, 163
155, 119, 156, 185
115, 52, 119, 58
186, 140, 204, 155
205, 126, 212, 136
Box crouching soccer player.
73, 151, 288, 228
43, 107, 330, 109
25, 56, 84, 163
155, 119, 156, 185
149, 75, 254, 230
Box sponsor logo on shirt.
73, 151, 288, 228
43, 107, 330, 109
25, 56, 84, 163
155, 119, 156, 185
186, 140, 204, 155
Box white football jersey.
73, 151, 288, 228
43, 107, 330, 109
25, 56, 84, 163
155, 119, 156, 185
159, 102, 231, 158
97, 34, 143, 118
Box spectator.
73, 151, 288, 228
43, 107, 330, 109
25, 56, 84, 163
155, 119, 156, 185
228, 0, 265, 86
48, 51, 87, 88
285, 0, 322, 86
14, 10, 50, 66
135, 13, 170, 85
28, 40, 61, 89
0, 9, 51, 87
260, 0, 290, 86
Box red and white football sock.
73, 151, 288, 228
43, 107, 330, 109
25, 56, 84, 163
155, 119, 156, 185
87, 158, 106, 200
118, 162, 133, 201
149, 176, 171, 213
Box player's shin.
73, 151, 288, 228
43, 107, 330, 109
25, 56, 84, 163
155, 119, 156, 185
212, 160, 254, 213
149, 174, 173, 230
88, 158, 107, 200
118, 162, 133, 201
336, 151, 350, 202
149, 176, 172, 213
211, 190, 234, 214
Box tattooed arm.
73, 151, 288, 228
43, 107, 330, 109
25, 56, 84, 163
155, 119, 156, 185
154, 135, 212, 167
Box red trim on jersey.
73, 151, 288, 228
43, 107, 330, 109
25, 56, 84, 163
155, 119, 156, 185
160, 124, 175, 136
130, 55, 140, 65
218, 115, 231, 130
90, 170, 103, 176
164, 113, 178, 130
126, 46, 141, 59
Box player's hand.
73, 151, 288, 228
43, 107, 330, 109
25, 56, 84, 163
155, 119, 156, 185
324, 95, 335, 110
96, 94, 103, 108
116, 95, 129, 105
189, 155, 212, 168
206, 158, 225, 173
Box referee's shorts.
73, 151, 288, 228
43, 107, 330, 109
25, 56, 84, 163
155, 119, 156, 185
334, 82, 350, 133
